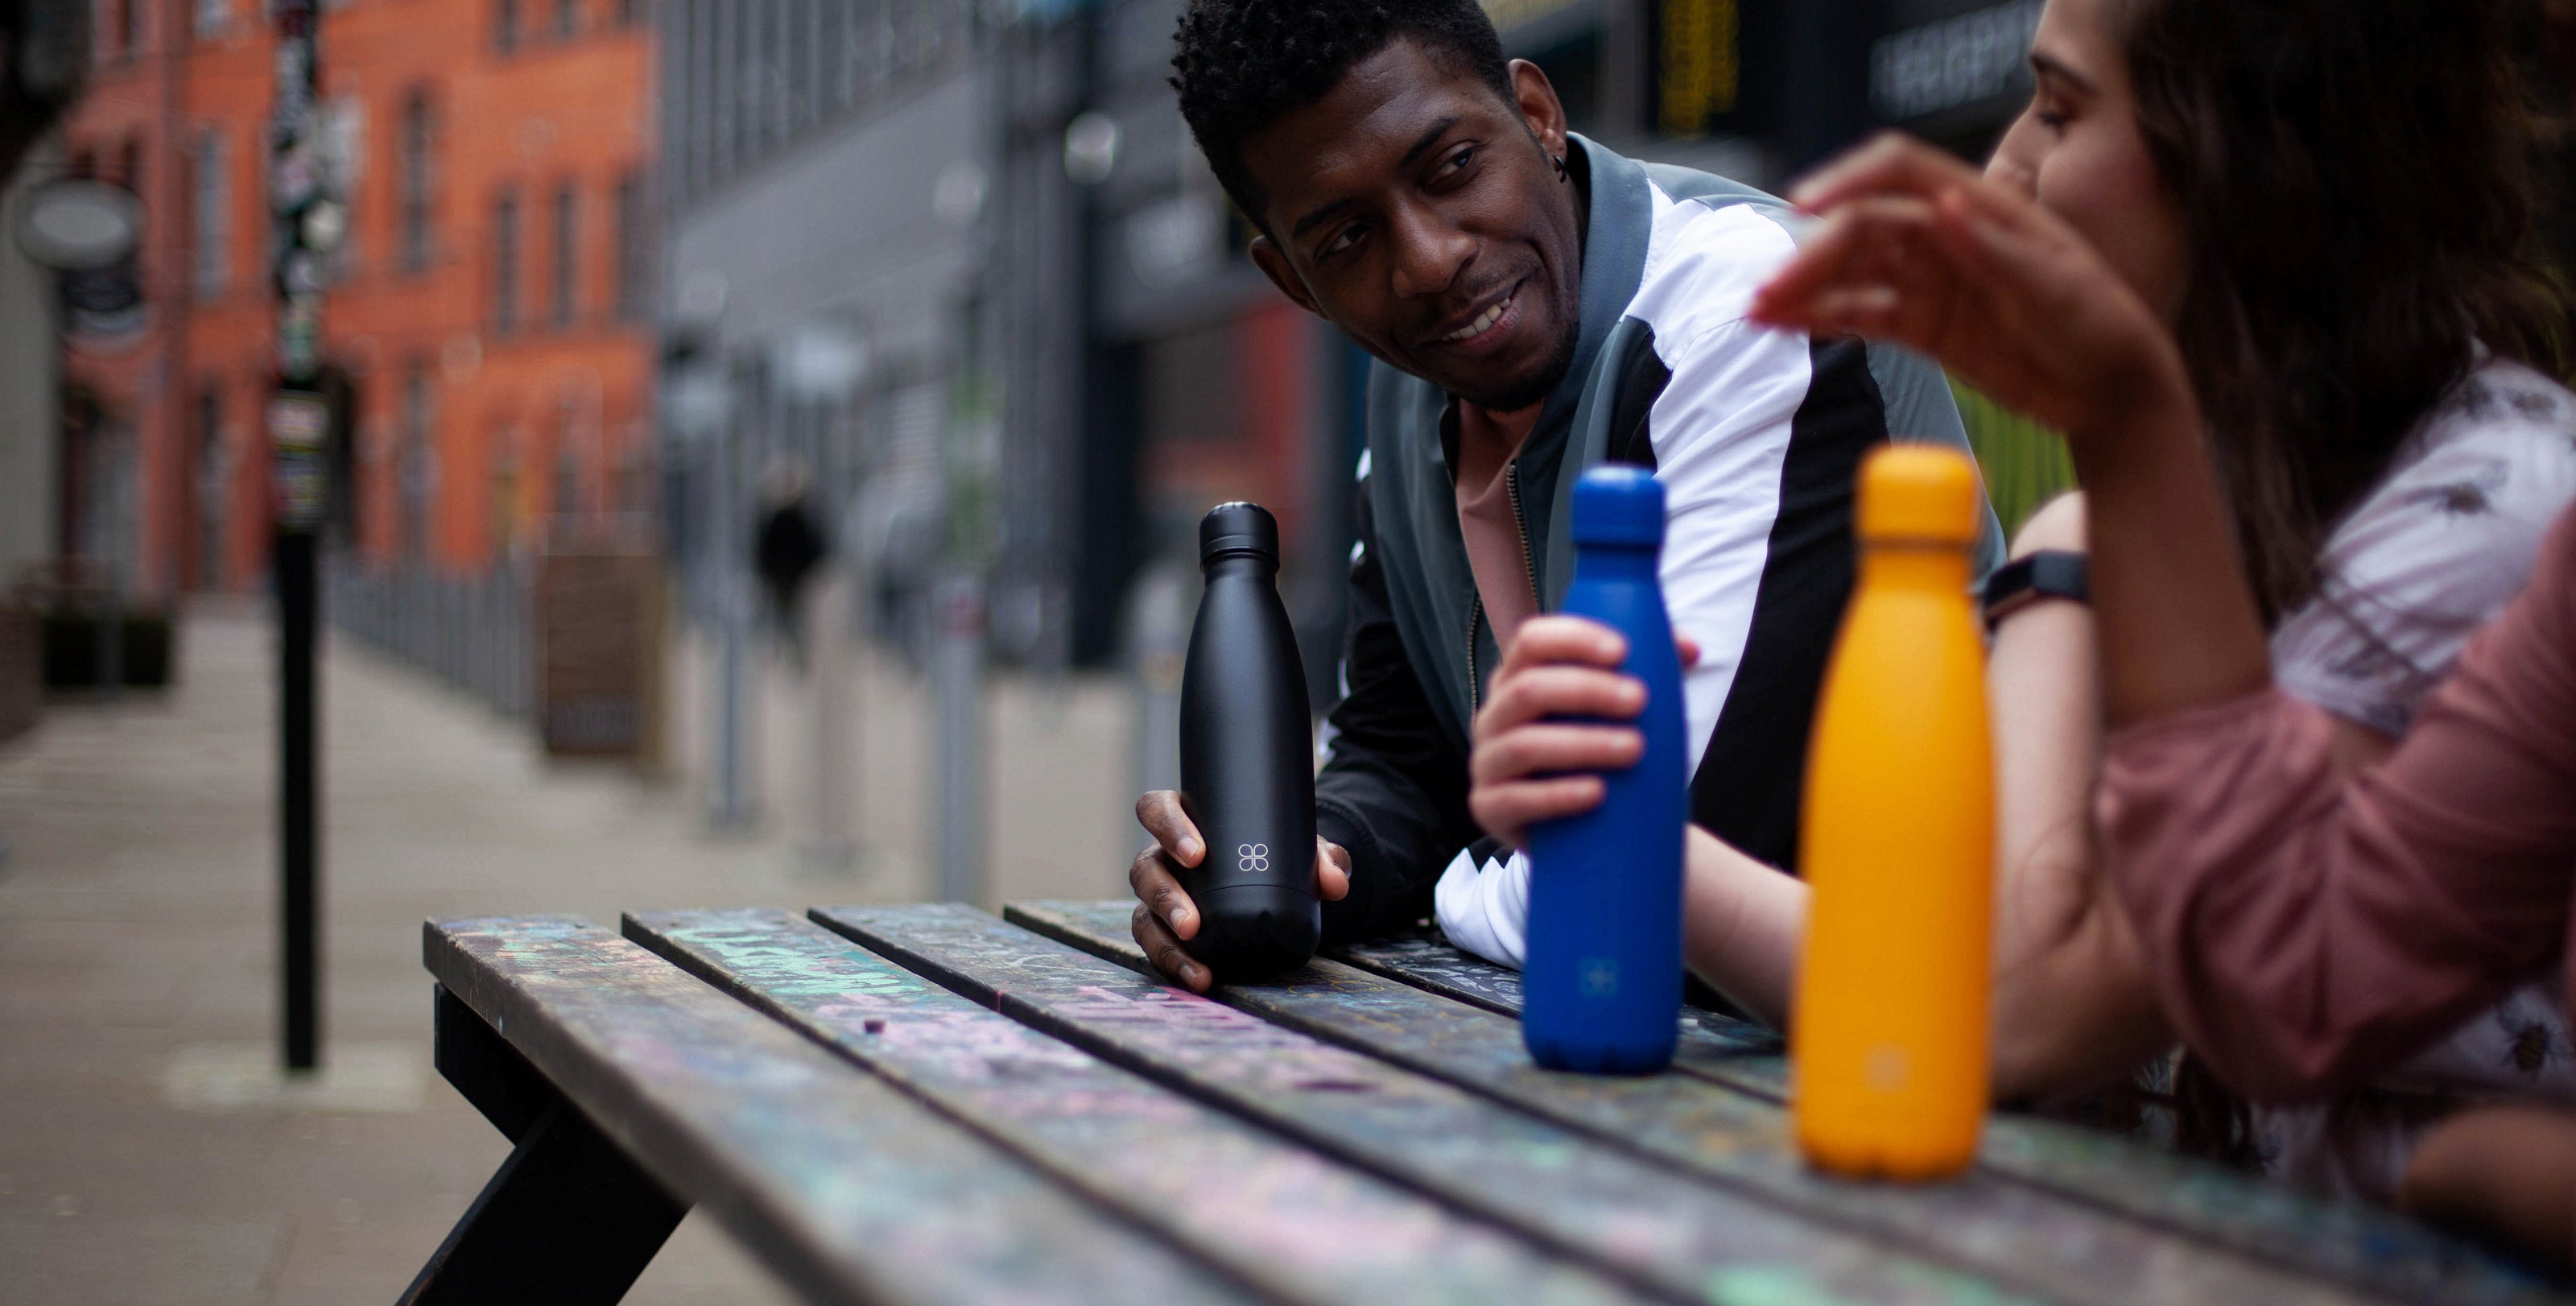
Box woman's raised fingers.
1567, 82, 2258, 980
1752, 196, 1948, 324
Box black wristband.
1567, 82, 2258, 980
1979, 549, 2089, 633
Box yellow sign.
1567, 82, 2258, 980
1658, 0, 1740, 138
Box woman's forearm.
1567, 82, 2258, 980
2066, 370, 2273, 729
1679, 826, 1806, 1028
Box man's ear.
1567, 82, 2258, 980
1249, 235, 1327, 319
1508, 58, 1568, 160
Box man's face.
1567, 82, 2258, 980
1241, 41, 1583, 413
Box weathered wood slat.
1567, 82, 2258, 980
1334, 927, 1787, 1063
819, 903, 2175, 1306
1009, 899, 2553, 1306
1315, 907, 2557, 1306
425, 915, 1257, 1306
621, 907, 1649, 1306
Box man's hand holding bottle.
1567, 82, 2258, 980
1129, 793, 1351, 994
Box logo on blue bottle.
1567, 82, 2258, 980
1579, 957, 1620, 998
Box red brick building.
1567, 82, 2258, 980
58, 0, 655, 594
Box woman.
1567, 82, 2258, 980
1743, 40, 2576, 1266
1469, 0, 2573, 1194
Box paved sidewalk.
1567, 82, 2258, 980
0, 605, 980, 1304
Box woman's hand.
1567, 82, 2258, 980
1748, 133, 2189, 448
1468, 617, 1699, 849
1757, 133, 2268, 728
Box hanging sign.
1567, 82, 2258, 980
269, 388, 330, 533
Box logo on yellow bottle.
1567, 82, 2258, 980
1865, 1045, 1910, 1092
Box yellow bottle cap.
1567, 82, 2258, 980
1856, 445, 1983, 545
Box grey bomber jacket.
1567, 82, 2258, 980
1314, 133, 2001, 950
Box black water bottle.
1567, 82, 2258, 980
1178, 502, 1321, 978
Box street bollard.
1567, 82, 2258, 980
1125, 557, 1192, 801
807, 566, 855, 870
931, 571, 985, 904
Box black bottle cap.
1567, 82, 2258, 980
1199, 502, 1279, 566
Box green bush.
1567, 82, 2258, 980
1951, 379, 2076, 539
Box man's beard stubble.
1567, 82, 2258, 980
1461, 313, 1581, 414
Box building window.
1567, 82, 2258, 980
674, 0, 699, 196
193, 0, 228, 39
554, 0, 575, 39
554, 444, 579, 519
613, 171, 646, 320
785, 0, 809, 130
118, 138, 143, 197
398, 89, 435, 272
400, 364, 433, 562
861, 0, 891, 93
732, 0, 754, 163
493, 187, 521, 333
495, 0, 519, 51
817, 0, 845, 110
191, 130, 229, 297
105, 0, 138, 59
614, 0, 637, 28
550, 180, 576, 327
706, 0, 729, 183
196, 386, 226, 588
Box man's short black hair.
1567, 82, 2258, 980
1170, 0, 1514, 229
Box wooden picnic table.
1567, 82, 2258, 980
402, 899, 2570, 1306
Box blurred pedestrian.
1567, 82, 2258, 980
1122, 0, 1998, 994
754, 457, 829, 667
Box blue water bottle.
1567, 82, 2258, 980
1521, 465, 1687, 1074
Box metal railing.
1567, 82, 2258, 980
325, 556, 534, 721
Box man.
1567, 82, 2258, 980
1129, 0, 1999, 991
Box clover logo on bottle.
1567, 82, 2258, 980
1236, 843, 1269, 874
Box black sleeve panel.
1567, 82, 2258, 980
1688, 336, 1884, 874
1313, 477, 1480, 943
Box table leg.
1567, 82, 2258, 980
402, 988, 688, 1305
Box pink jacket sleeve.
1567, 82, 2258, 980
2098, 507, 2576, 1102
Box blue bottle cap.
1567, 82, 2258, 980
1199, 501, 1280, 566
1569, 465, 1666, 547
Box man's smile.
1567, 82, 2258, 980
1428, 279, 1524, 352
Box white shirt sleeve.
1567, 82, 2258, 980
1434, 846, 1530, 970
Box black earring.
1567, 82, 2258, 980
1552, 154, 1567, 181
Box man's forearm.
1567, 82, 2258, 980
1680, 826, 1804, 1029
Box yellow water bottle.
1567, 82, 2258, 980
1792, 444, 1994, 1180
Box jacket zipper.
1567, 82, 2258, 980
1505, 460, 1540, 612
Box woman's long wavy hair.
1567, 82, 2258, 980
2116, 0, 2566, 618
